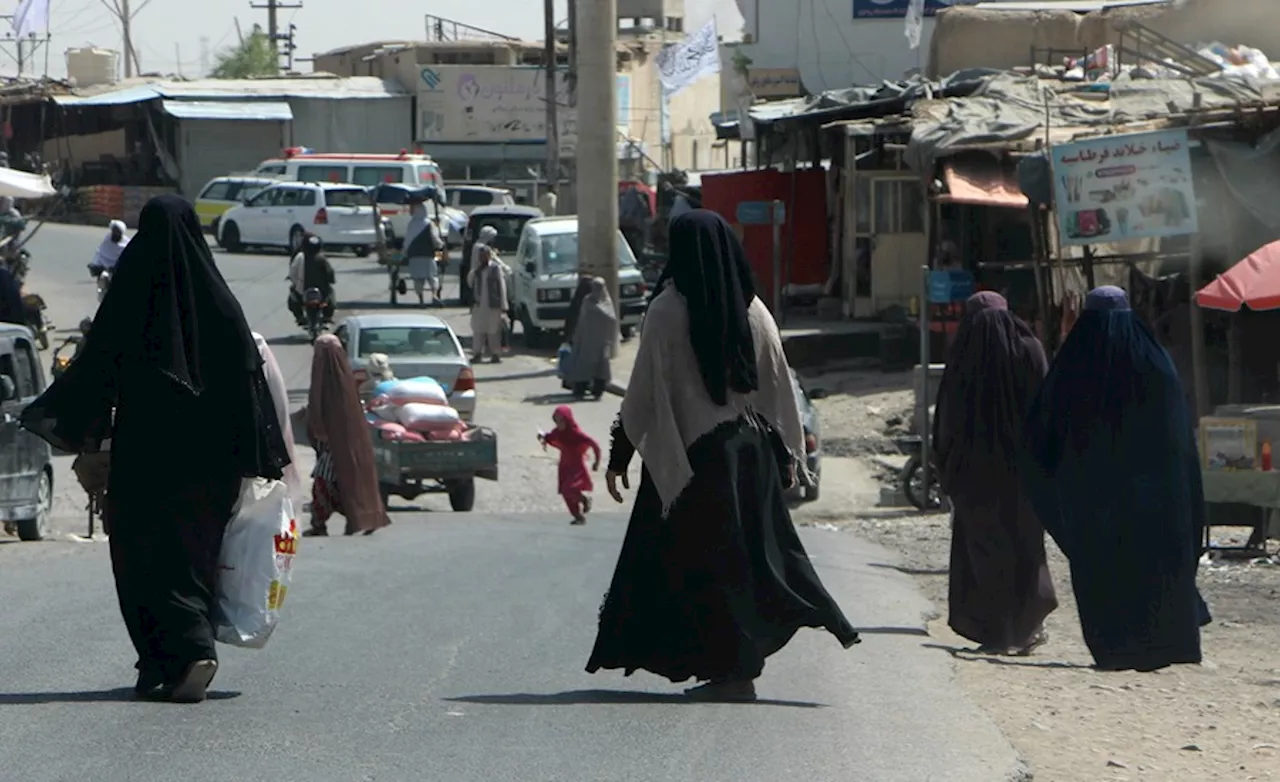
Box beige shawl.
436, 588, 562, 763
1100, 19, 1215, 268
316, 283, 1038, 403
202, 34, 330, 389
620, 287, 807, 515
253, 332, 302, 504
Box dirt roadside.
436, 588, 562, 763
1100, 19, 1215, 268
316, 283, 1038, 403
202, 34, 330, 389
807, 368, 1280, 782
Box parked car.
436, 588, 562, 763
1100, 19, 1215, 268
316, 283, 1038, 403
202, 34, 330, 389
459, 204, 543, 306
372, 183, 466, 249
334, 313, 477, 422
788, 369, 823, 503
0, 323, 53, 541
218, 181, 378, 256
449, 185, 515, 215
510, 216, 648, 347
194, 176, 278, 237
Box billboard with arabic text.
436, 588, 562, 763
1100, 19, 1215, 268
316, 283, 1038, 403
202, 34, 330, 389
1050, 129, 1198, 247
853, 0, 955, 18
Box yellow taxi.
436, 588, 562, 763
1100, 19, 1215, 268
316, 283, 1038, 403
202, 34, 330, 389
194, 176, 278, 237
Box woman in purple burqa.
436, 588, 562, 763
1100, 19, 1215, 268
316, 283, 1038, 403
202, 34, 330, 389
932, 292, 1058, 654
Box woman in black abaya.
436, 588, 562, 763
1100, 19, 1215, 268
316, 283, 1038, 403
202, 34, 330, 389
1023, 286, 1210, 672
21, 195, 289, 702
588, 210, 859, 702
932, 292, 1057, 655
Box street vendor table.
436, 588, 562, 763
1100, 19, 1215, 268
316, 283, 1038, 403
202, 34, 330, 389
1201, 469, 1280, 555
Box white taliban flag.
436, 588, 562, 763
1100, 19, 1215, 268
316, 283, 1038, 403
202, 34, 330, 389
904, 0, 925, 50
12, 0, 49, 39
656, 18, 721, 97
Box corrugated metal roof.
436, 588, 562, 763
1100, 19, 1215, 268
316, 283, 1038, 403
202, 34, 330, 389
160, 100, 293, 121
52, 76, 406, 107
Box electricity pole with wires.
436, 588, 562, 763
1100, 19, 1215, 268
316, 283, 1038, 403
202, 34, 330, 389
542, 0, 558, 195
249, 0, 302, 73
97, 0, 151, 78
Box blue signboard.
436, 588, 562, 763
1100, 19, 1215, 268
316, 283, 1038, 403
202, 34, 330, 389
736, 201, 786, 226
928, 270, 975, 304
1050, 129, 1197, 247
853, 0, 955, 19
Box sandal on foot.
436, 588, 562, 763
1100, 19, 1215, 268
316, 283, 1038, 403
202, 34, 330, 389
302, 527, 328, 537
167, 659, 218, 704
1014, 631, 1049, 657
684, 679, 757, 702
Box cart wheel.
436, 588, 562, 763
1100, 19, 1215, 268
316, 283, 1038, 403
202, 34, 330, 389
447, 478, 476, 512
902, 456, 947, 512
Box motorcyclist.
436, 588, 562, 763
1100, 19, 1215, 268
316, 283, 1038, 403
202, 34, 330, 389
287, 233, 336, 325
90, 220, 129, 273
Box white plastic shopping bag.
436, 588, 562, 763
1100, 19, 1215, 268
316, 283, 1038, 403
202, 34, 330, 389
215, 477, 298, 649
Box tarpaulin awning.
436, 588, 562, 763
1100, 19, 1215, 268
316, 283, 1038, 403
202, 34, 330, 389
0, 167, 56, 199
160, 100, 293, 121
935, 159, 1028, 208
1196, 240, 1280, 312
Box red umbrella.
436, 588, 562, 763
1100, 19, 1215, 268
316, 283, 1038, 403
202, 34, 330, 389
1196, 240, 1280, 312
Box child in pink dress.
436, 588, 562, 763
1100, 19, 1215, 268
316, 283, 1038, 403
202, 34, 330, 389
538, 405, 601, 525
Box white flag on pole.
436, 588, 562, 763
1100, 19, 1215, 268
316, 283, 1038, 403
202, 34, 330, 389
904, 0, 925, 50
12, 0, 49, 39
656, 18, 721, 97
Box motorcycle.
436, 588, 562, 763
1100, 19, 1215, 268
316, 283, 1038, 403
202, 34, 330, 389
303, 287, 328, 343
2, 242, 31, 282
21, 292, 53, 350
90, 263, 112, 303
894, 435, 949, 512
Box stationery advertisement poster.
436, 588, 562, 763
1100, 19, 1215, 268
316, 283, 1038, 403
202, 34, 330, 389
1050, 129, 1198, 247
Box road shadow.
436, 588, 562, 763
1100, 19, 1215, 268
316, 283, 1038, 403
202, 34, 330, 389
0, 688, 242, 704
336, 299, 404, 312
521, 391, 587, 406
868, 562, 950, 577
481, 369, 559, 384
266, 333, 313, 347
923, 642, 1092, 670
445, 689, 824, 708
856, 626, 931, 637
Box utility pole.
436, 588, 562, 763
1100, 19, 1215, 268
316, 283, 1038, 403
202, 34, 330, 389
567, 0, 578, 106
577, 0, 619, 331
97, 0, 148, 78
250, 0, 303, 73
543, 0, 559, 194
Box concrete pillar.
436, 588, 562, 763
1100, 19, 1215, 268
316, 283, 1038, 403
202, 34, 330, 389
576, 0, 620, 335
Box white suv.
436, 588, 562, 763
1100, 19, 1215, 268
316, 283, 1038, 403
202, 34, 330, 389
218, 182, 379, 256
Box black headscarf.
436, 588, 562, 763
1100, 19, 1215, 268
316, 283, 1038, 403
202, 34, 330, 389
20, 195, 288, 479
932, 291, 1048, 499
0, 265, 21, 324
659, 209, 759, 405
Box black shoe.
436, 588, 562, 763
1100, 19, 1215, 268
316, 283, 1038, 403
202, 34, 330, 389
166, 659, 218, 704
134, 668, 166, 697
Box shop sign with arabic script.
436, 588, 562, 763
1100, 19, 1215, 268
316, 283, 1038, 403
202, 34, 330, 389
1050, 129, 1198, 247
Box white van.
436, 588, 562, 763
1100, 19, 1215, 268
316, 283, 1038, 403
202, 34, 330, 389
510, 216, 648, 347
254, 150, 445, 191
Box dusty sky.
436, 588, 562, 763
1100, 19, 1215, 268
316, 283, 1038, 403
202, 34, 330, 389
21, 0, 743, 78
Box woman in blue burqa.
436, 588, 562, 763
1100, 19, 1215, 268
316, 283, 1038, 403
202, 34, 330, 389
932, 292, 1057, 655
588, 210, 859, 702
1022, 285, 1211, 672
20, 195, 291, 702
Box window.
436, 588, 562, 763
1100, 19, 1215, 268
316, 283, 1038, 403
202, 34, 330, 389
298, 164, 349, 183
200, 181, 231, 201
325, 189, 372, 208
457, 189, 495, 207
471, 215, 531, 253
12, 339, 37, 398
872, 179, 924, 234
416, 165, 443, 188
248, 188, 281, 207
258, 164, 287, 175
535, 231, 637, 276
239, 185, 267, 203
298, 189, 317, 207
352, 166, 405, 186
356, 326, 459, 359
376, 185, 411, 205
278, 188, 302, 207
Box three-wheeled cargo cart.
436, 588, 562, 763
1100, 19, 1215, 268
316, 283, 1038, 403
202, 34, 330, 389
371, 425, 499, 512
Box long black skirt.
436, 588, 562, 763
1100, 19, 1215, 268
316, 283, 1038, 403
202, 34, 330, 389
107, 474, 241, 682
586, 416, 860, 684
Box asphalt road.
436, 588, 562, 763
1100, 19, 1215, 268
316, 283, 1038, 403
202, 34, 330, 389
0, 223, 1027, 781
